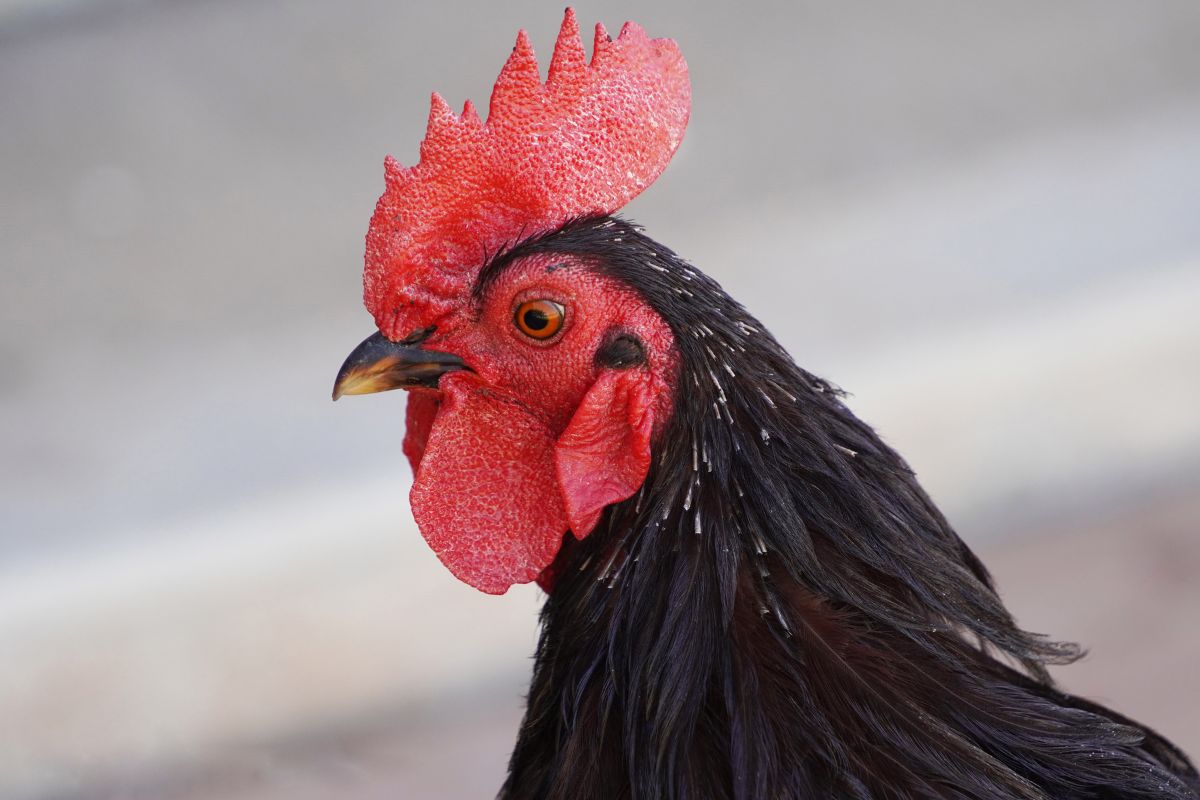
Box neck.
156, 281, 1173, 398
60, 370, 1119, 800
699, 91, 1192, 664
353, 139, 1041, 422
497, 217, 1197, 800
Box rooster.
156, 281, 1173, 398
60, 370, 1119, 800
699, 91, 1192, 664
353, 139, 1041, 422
333, 10, 1199, 800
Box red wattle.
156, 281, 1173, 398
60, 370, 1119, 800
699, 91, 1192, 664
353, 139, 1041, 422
403, 391, 440, 474
409, 376, 569, 594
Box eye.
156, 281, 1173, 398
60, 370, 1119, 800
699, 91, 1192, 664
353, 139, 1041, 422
514, 299, 566, 340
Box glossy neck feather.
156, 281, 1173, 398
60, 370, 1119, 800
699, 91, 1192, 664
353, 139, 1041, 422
498, 217, 1199, 800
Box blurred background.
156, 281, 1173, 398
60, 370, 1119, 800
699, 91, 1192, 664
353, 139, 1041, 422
2, 1, 1199, 797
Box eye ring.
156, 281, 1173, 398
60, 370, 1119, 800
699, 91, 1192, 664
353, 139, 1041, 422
514, 299, 566, 340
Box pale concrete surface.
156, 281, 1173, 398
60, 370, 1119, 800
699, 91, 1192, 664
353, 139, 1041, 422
2, 1, 1199, 798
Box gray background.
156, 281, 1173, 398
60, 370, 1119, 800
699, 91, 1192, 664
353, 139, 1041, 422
1, 1, 1198, 798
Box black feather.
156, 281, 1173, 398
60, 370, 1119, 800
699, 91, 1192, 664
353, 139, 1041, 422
491, 216, 1199, 800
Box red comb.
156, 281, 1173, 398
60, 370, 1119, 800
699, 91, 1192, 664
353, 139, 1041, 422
363, 9, 690, 339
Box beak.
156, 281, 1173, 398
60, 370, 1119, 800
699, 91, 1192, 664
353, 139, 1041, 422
332, 331, 468, 400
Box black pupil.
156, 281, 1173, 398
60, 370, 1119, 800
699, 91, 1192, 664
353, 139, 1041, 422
523, 308, 550, 331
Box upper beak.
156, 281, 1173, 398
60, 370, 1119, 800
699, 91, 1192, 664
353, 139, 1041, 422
332, 331, 468, 400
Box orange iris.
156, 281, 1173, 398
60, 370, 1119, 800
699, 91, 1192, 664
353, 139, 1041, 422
514, 299, 566, 340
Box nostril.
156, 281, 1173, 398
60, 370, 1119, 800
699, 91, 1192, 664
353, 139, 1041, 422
400, 326, 437, 346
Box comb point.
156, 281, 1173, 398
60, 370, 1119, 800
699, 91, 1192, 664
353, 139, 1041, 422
419, 92, 459, 162
382, 154, 410, 187
461, 98, 482, 127
592, 22, 612, 66
548, 7, 587, 88
490, 28, 544, 124
427, 91, 454, 125
617, 20, 647, 42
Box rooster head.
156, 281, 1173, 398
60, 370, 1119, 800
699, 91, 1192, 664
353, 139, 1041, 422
333, 10, 689, 594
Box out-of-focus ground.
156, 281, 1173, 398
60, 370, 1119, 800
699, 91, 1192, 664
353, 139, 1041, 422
1, 1, 1198, 798
24, 490, 1200, 800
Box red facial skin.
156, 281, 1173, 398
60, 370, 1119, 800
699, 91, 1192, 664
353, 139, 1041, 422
401, 253, 676, 594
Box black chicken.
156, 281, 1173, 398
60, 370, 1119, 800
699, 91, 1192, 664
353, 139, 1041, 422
332, 11, 1200, 799
494, 217, 1200, 800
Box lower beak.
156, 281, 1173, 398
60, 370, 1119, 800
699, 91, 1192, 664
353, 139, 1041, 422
332, 331, 467, 400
